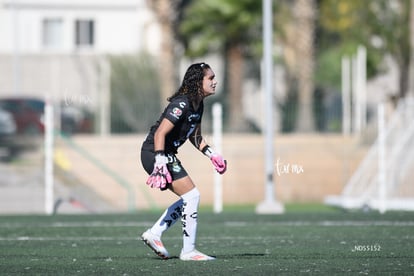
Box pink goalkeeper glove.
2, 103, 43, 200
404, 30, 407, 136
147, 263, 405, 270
211, 153, 227, 174
146, 153, 172, 189
202, 146, 227, 174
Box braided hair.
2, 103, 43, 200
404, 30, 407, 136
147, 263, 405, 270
168, 62, 211, 106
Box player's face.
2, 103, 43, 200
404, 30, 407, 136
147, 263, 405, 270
202, 68, 217, 97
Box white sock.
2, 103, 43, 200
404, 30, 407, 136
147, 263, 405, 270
180, 188, 200, 254
150, 198, 183, 236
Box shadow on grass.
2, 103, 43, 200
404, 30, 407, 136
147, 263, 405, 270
148, 253, 268, 261
215, 253, 267, 259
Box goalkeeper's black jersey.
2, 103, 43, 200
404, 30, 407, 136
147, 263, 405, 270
142, 95, 204, 154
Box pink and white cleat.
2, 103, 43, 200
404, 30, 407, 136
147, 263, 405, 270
179, 249, 215, 261
141, 230, 169, 259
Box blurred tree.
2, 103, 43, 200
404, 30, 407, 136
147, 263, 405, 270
273, 0, 317, 132
276, 0, 413, 132
367, 0, 411, 101
147, 0, 190, 105
319, 0, 412, 102
293, 0, 317, 132
179, 0, 262, 132
410, 0, 414, 95
110, 54, 160, 133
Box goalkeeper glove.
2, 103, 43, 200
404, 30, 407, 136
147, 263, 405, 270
202, 146, 227, 174
146, 152, 172, 189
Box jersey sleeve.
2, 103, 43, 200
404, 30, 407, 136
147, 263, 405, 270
163, 98, 189, 125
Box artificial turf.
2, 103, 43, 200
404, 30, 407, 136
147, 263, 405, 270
0, 207, 413, 275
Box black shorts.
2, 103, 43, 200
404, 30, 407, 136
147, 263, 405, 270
140, 149, 188, 184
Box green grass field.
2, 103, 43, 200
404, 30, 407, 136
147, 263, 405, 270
1, 206, 414, 275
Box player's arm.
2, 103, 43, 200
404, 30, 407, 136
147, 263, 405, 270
189, 124, 207, 151
154, 118, 174, 152
189, 124, 227, 174
146, 118, 174, 189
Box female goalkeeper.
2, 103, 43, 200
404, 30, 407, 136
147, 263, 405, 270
140, 62, 227, 261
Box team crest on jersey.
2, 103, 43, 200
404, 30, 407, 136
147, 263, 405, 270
172, 162, 181, 173
170, 107, 182, 119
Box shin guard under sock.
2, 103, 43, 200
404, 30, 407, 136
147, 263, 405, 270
180, 188, 200, 253
150, 199, 183, 236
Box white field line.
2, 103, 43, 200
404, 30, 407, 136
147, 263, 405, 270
225, 221, 414, 227
0, 236, 269, 242
0, 220, 414, 242
1, 221, 413, 242
0, 236, 139, 241
1, 220, 414, 229
0, 221, 153, 228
